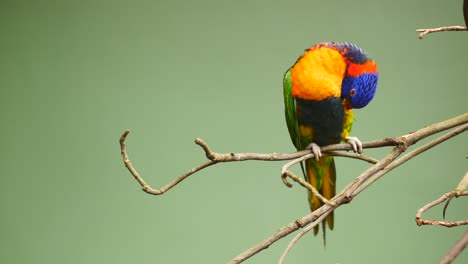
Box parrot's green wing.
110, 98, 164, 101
283, 68, 301, 150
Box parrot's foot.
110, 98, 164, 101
306, 142, 322, 161
346, 136, 363, 154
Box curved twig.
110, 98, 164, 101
280, 153, 334, 206
416, 191, 468, 228
281, 153, 315, 182
120, 131, 217, 195
282, 171, 334, 207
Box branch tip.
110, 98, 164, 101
194, 138, 217, 160
120, 129, 130, 143
416, 25, 467, 39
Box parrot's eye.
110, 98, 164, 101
350, 88, 356, 97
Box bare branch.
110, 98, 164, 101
229, 113, 467, 263
416, 25, 467, 39
118, 132, 389, 196
353, 124, 468, 196
439, 232, 468, 264
119, 113, 468, 263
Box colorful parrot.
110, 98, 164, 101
283, 42, 379, 242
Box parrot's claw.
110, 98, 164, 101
346, 136, 363, 154
306, 142, 322, 161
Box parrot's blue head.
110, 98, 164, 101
341, 62, 379, 109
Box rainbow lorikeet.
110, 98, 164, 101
283, 42, 379, 241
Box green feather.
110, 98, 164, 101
283, 68, 301, 150
283, 68, 309, 191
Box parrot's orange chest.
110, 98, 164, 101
290, 47, 347, 101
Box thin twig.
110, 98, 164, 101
416, 191, 468, 227
278, 211, 331, 264
229, 202, 333, 264
416, 25, 467, 39
327, 151, 378, 164
439, 232, 468, 264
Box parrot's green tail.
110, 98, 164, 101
305, 156, 336, 244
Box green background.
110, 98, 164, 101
1, 0, 467, 263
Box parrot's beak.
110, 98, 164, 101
343, 98, 352, 110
